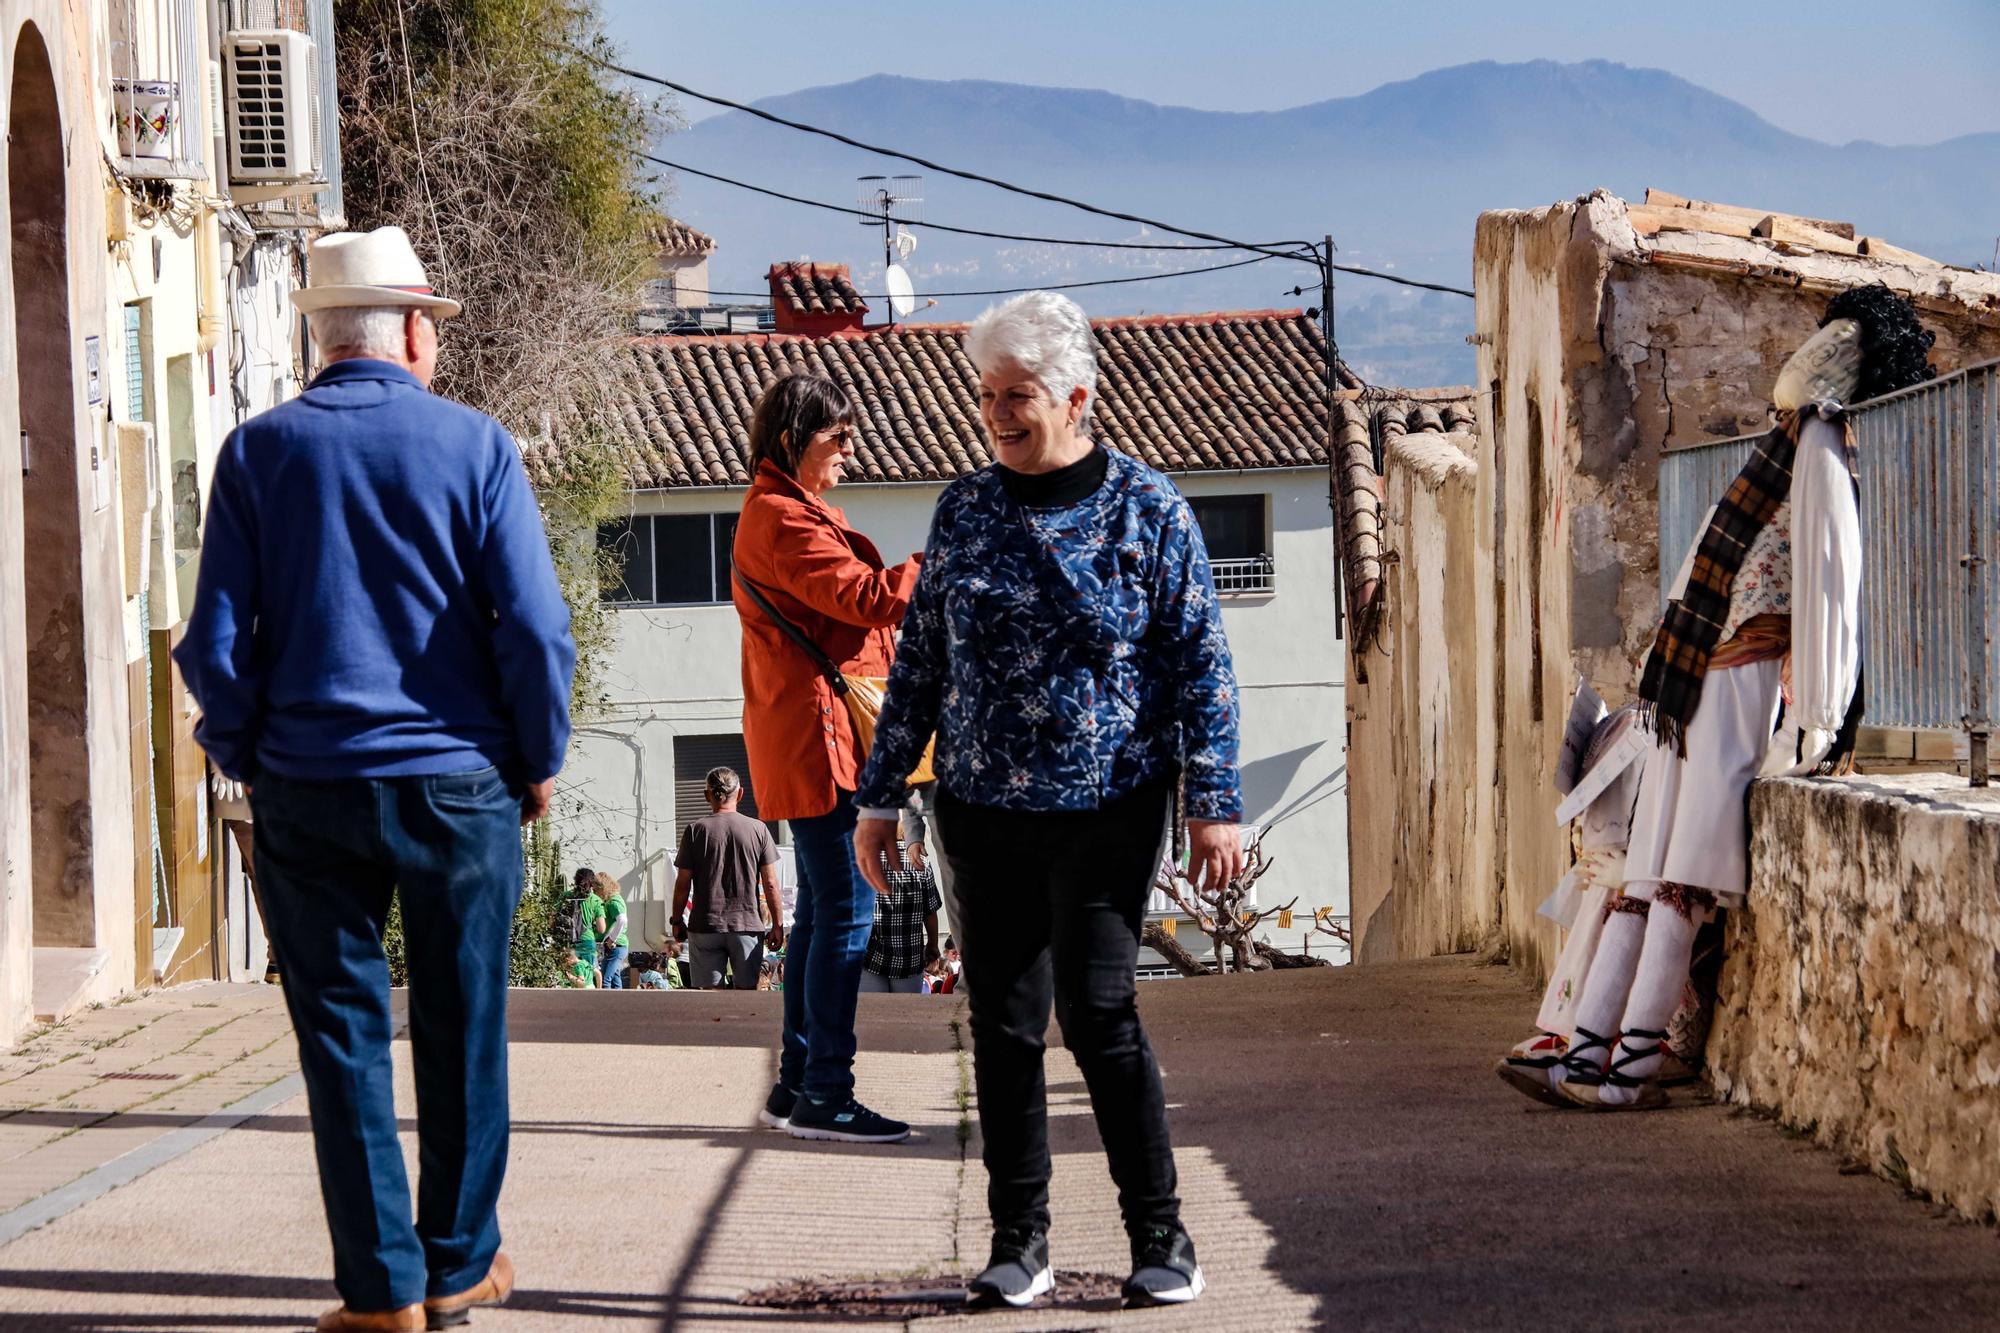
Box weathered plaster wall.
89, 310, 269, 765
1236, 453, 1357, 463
1465, 196, 1622, 982
1709, 776, 2000, 1221
1347, 429, 1492, 961
0, 0, 133, 1042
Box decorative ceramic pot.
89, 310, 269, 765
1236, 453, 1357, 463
112, 78, 179, 159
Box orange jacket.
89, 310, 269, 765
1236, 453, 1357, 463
733, 462, 920, 822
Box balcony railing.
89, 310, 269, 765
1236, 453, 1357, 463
108, 0, 209, 180
1211, 555, 1277, 597
1659, 359, 1996, 784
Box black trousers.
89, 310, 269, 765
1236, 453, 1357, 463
936, 783, 1182, 1239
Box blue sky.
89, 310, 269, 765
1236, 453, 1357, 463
600, 0, 1998, 147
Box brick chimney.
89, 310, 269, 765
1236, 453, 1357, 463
767, 261, 868, 336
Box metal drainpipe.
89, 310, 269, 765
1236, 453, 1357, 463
1965, 369, 1992, 787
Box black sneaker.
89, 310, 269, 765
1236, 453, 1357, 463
757, 1082, 797, 1131
967, 1226, 1052, 1309
1122, 1225, 1204, 1307
785, 1094, 911, 1144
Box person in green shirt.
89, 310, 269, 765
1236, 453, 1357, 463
561, 949, 595, 989
564, 868, 607, 986
594, 872, 631, 989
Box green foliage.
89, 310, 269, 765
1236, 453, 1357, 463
384, 893, 407, 986
537, 425, 627, 723
379, 823, 566, 988
512, 820, 569, 987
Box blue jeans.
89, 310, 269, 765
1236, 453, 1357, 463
251, 766, 523, 1312
779, 792, 876, 1102
599, 943, 629, 989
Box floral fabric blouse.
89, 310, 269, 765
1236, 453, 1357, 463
1719, 501, 1791, 644
853, 449, 1242, 821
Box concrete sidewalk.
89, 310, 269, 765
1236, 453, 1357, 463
2, 959, 1999, 1330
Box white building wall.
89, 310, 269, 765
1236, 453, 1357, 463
554, 468, 1350, 960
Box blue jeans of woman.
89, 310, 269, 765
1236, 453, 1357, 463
250, 766, 523, 1313
599, 942, 630, 989
779, 791, 876, 1102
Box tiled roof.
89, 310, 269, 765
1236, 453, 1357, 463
649, 217, 715, 258
767, 262, 866, 316
530, 310, 1406, 490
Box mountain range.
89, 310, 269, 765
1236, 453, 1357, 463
659, 59, 1999, 386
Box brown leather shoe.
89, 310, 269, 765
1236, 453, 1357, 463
424, 1252, 514, 1328
315, 1303, 424, 1332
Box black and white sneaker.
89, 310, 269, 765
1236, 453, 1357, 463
967, 1227, 1053, 1309
756, 1082, 797, 1131
1122, 1225, 1205, 1307
785, 1094, 911, 1143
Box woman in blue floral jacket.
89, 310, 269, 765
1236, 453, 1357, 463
854, 291, 1242, 1312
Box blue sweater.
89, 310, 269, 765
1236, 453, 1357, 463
854, 449, 1242, 820
173, 359, 575, 783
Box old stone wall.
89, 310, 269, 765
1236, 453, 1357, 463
1348, 428, 1495, 960
1709, 776, 2000, 1221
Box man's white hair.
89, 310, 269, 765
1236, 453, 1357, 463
307, 305, 410, 357
963, 291, 1097, 427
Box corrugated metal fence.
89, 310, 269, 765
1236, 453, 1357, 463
1658, 359, 1996, 784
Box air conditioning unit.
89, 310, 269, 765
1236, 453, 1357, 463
223, 29, 320, 185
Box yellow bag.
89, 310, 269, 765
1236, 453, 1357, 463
840, 673, 937, 787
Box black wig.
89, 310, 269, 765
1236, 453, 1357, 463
1821, 284, 1936, 402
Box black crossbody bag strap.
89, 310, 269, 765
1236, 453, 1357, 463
733, 571, 851, 698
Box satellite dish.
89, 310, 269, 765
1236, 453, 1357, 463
884, 263, 917, 318
894, 225, 918, 261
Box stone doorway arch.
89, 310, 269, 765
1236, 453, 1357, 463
6, 22, 94, 973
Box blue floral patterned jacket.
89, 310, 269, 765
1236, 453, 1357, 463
854, 448, 1242, 821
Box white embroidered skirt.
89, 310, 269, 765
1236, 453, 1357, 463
1621, 659, 1784, 908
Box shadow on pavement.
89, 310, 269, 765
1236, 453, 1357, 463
1141, 958, 2000, 1332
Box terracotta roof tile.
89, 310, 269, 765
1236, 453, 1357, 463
1332, 392, 1482, 651
768, 262, 866, 316
532, 310, 1443, 492
649, 217, 715, 258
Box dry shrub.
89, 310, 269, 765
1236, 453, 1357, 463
335, 0, 670, 436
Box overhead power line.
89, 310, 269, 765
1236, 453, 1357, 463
650, 154, 1471, 298
581, 47, 1315, 264
645, 154, 1282, 253
1291, 269, 1474, 299
694, 252, 1284, 306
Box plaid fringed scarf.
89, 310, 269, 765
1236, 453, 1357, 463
1639, 407, 1859, 757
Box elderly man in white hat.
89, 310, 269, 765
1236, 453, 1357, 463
174, 227, 574, 1332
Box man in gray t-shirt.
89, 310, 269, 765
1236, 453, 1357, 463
672, 767, 785, 989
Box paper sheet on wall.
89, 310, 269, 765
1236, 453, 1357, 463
1555, 677, 1607, 795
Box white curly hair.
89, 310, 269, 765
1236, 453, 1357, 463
963, 291, 1098, 429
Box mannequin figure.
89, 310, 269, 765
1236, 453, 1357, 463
1499, 285, 1935, 1111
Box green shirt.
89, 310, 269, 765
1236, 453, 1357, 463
600, 893, 628, 948
578, 894, 607, 950
565, 958, 595, 988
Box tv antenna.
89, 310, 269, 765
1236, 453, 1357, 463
859, 174, 923, 323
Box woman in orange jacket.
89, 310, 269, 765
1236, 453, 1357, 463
732, 373, 921, 1144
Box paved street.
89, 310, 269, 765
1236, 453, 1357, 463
3, 958, 1999, 1331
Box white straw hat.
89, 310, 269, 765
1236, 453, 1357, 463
291, 225, 462, 318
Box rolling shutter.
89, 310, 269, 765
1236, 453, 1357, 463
672, 733, 760, 843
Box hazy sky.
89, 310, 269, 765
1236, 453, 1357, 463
599, 0, 1999, 147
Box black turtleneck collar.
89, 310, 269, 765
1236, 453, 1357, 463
997, 444, 1109, 508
